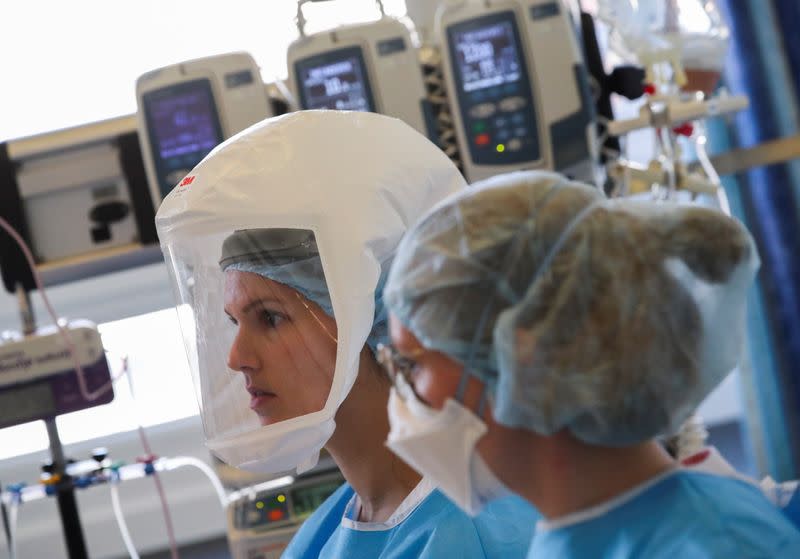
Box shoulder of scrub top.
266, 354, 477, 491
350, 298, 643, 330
392, 490, 538, 559
282, 482, 353, 559
474, 494, 539, 559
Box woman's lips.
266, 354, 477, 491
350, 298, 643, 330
249, 389, 277, 412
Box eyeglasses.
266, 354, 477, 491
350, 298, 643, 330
376, 343, 421, 392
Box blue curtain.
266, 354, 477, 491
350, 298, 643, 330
711, 0, 800, 480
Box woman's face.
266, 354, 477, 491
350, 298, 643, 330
388, 314, 507, 469
388, 314, 481, 409
224, 270, 337, 426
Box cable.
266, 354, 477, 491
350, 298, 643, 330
0, 216, 128, 401
136, 425, 180, 559
419, 45, 463, 170
110, 480, 140, 559
164, 457, 228, 509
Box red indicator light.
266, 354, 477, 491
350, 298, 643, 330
268, 509, 285, 521
475, 133, 490, 146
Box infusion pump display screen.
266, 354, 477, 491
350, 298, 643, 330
295, 46, 376, 112
448, 12, 541, 166
455, 21, 521, 92
142, 79, 225, 198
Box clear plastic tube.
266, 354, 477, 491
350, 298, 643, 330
165, 457, 228, 509
695, 124, 732, 215
110, 481, 140, 559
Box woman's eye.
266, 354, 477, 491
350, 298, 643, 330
227, 315, 238, 327
260, 310, 284, 328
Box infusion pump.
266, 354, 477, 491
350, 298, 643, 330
136, 52, 274, 207
437, 0, 597, 183
227, 468, 345, 559
288, 0, 437, 141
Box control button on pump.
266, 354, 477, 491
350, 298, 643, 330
473, 121, 487, 133
469, 103, 497, 119
507, 138, 523, 152
475, 133, 491, 146
499, 96, 528, 112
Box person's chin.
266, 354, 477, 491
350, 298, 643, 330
250, 394, 282, 425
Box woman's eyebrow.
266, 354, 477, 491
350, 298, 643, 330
242, 298, 285, 314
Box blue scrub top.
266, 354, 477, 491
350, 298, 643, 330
784, 487, 800, 530
528, 470, 800, 559
283, 480, 537, 558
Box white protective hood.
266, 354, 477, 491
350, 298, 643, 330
156, 110, 466, 474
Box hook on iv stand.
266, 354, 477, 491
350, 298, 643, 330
296, 0, 386, 37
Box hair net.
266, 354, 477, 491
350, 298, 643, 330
384, 170, 759, 446
219, 229, 390, 350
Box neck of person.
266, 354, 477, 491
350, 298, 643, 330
494, 428, 677, 520
324, 347, 422, 523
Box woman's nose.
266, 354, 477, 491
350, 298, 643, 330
227, 328, 260, 372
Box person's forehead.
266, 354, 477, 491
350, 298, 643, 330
224, 270, 294, 301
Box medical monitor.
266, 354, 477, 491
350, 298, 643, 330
294, 46, 377, 112
142, 79, 225, 199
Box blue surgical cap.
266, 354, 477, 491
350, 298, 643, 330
384, 171, 759, 446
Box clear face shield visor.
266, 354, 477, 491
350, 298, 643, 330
165, 227, 366, 474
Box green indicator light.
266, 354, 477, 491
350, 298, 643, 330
496, 144, 506, 153
256, 501, 264, 510
277, 494, 287, 503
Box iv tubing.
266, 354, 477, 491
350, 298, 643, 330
110, 481, 140, 559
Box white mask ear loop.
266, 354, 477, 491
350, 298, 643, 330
294, 291, 338, 343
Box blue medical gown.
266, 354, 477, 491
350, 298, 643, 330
283, 482, 537, 558
527, 471, 800, 558
784, 487, 800, 530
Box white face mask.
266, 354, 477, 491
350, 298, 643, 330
385, 376, 510, 516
